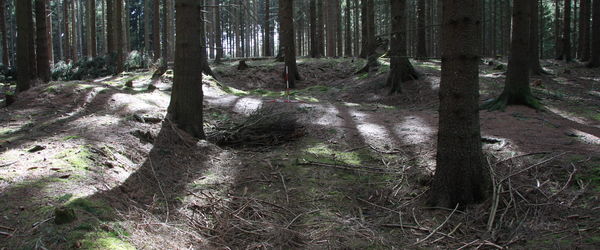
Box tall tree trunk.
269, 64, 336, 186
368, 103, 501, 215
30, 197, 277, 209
0, 0, 9, 66
71, 0, 77, 62
16, 0, 34, 91
279, 0, 300, 88
64, 0, 72, 61
588, 0, 600, 67
144, 0, 151, 55
484, 0, 539, 110
88, 0, 97, 58
530, 0, 546, 74
326, 0, 337, 57
214, 0, 223, 63
115, 0, 123, 73
35, 0, 50, 82
555, 0, 562, 58
264, 0, 271, 56
106, 0, 114, 56
344, 0, 352, 57
168, 0, 205, 139
161, 0, 169, 61
429, 0, 489, 209
416, 0, 427, 59
316, 0, 324, 57
562, 0, 572, 61
386, 0, 418, 94
309, 0, 317, 57
152, 0, 160, 61
579, 0, 591, 61
46, 0, 53, 66
359, 0, 368, 58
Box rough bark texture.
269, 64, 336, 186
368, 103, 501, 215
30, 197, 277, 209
344, 0, 352, 57
530, 0, 546, 75
386, 0, 418, 94
562, 0, 572, 61
106, 0, 114, 56
168, 0, 205, 139
588, 0, 600, 67
316, 0, 324, 57
0, 0, 9, 66
279, 0, 300, 88
144, 0, 151, 54
16, 0, 34, 92
115, 0, 124, 73
88, 0, 97, 58
70, 0, 77, 62
153, 0, 160, 61
483, 0, 539, 110
326, 0, 337, 57
359, 0, 368, 58
65, 0, 72, 61
35, 0, 50, 82
416, 0, 427, 59
555, 0, 562, 58
578, 0, 591, 61
429, 0, 489, 209
46, 0, 53, 65
199, 0, 215, 77
161, 0, 169, 61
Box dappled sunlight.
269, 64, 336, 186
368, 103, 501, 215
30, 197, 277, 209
356, 123, 393, 147
394, 116, 434, 145
232, 97, 263, 114
109, 92, 170, 115
568, 129, 600, 145
547, 105, 591, 125
304, 103, 343, 127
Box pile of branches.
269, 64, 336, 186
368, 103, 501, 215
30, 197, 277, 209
207, 107, 304, 147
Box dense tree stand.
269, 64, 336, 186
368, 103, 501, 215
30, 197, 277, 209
482, 0, 541, 111
386, 0, 418, 94
167, 0, 205, 139
429, 0, 490, 209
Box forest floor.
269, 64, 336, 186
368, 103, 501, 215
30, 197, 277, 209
0, 57, 599, 249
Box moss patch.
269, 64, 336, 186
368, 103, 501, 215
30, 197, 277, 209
54, 146, 95, 171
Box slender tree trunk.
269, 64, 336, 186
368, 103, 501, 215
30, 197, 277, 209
16, 0, 34, 91
144, 0, 150, 55
309, 0, 317, 57
579, 0, 591, 61
386, 0, 418, 94
35, 0, 50, 82
161, 0, 168, 61
0, 0, 9, 66
484, 0, 539, 110
264, 0, 271, 56
326, 0, 337, 57
530, 0, 546, 74
359, 0, 368, 58
64, 0, 72, 61
588, 0, 600, 67
416, 0, 427, 59
46, 0, 53, 66
88, 0, 97, 58
215, 0, 223, 63
71, 0, 77, 62
430, 0, 489, 209
344, 0, 352, 57
168, 0, 205, 139
562, 0, 572, 61
555, 0, 562, 58
279, 0, 300, 88
316, 0, 324, 57
106, 0, 114, 56
115, 0, 123, 73
152, 0, 160, 60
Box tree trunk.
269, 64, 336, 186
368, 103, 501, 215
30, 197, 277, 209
309, 0, 317, 57
161, 0, 169, 61
386, 0, 418, 94
316, 0, 324, 56
35, 0, 50, 82
359, 0, 368, 58
46, 0, 53, 66
214, 0, 223, 63
555, 0, 562, 58
88, 0, 97, 58
199, 0, 215, 77
416, 0, 427, 59
16, 0, 34, 92
0, 0, 9, 66
168, 0, 205, 139
579, 0, 591, 61
153, 0, 160, 61
279, 0, 300, 88
71, 0, 77, 62
326, 0, 337, 57
530, 0, 546, 75
64, 0, 72, 61
562, 0, 572, 61
106, 0, 114, 56
588, 0, 600, 67
344, 0, 352, 57
115, 0, 123, 73
483, 0, 539, 110
144, 0, 151, 55
429, 0, 489, 209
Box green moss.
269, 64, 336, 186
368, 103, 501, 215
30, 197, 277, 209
71, 231, 135, 250
54, 146, 95, 171
66, 198, 114, 220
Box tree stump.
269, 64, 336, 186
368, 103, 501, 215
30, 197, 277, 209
237, 60, 249, 70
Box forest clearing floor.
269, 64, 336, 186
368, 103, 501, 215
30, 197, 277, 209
0, 57, 599, 249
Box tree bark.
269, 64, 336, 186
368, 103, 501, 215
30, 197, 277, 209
35, 0, 50, 82
88, 0, 97, 58
555, 0, 562, 58
429, 0, 489, 209
344, 0, 352, 57
588, 0, 600, 67
326, 0, 337, 57
144, 0, 151, 55
483, 0, 539, 110
115, 0, 124, 73
562, 0, 572, 61
64, 0, 72, 61
579, 0, 591, 61
161, 0, 169, 61
0, 0, 9, 66
46, 0, 53, 66
416, 0, 427, 59
106, 0, 114, 56
153, 0, 160, 61
279, 0, 300, 88
309, 0, 318, 57
316, 0, 324, 56
71, 0, 77, 62
168, 0, 205, 139
16, 0, 34, 91
386, 0, 418, 94
530, 0, 546, 75
214, 0, 223, 63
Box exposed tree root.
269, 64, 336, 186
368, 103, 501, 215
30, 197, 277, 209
481, 93, 543, 111
386, 56, 419, 94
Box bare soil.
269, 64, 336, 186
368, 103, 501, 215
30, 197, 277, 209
0, 58, 599, 249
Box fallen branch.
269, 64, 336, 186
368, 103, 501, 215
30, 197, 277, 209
0, 161, 16, 168
298, 160, 397, 173
411, 204, 459, 246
